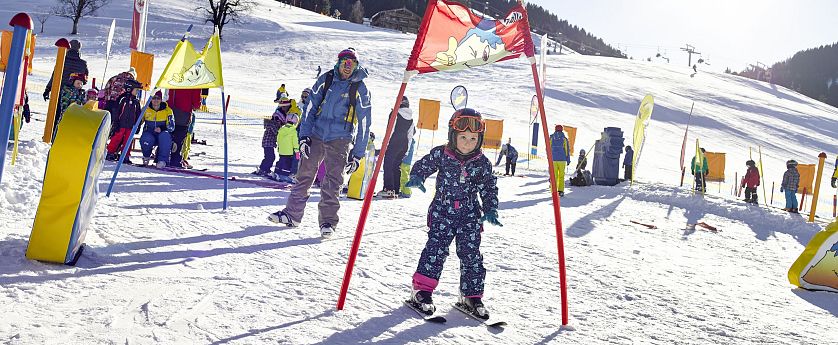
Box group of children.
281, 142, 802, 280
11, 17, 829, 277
254, 85, 309, 183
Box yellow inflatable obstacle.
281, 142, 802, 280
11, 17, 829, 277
788, 219, 838, 292
347, 140, 376, 200
26, 104, 111, 265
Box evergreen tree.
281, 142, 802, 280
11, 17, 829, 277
349, 0, 365, 23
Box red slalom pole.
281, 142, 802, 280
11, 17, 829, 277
222, 94, 231, 124
530, 60, 569, 325
832, 194, 836, 218
337, 79, 410, 311
800, 188, 807, 212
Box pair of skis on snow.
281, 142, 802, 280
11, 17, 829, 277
630, 220, 719, 233
129, 163, 293, 190
403, 300, 507, 328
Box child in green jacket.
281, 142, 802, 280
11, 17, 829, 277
273, 110, 300, 183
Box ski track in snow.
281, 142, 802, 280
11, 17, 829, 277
2, 0, 838, 344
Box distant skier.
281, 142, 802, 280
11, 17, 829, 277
780, 160, 800, 213
105, 79, 143, 164
623, 145, 634, 181
316, 66, 322, 78
549, 125, 571, 196
377, 96, 414, 199
691, 148, 709, 193
404, 108, 500, 320
575, 149, 587, 172
831, 156, 838, 188
741, 160, 760, 204
268, 48, 372, 238
495, 138, 518, 176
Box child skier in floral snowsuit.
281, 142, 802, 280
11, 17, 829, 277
404, 108, 501, 320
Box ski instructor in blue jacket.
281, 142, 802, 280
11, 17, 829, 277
269, 48, 372, 238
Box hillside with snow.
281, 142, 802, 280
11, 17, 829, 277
1, 1, 837, 344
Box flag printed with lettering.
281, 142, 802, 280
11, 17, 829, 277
406, 0, 534, 74
129, 0, 146, 50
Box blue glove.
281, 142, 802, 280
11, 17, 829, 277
404, 176, 426, 193
480, 210, 502, 226
779, 186, 784, 192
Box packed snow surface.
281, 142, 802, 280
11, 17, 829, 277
1, 0, 837, 344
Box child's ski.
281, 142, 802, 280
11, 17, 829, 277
452, 302, 506, 328
403, 301, 446, 323
630, 220, 657, 229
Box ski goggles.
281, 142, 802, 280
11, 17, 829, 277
450, 115, 485, 133
339, 57, 358, 71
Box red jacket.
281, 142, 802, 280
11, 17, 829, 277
167, 89, 202, 113
742, 166, 760, 188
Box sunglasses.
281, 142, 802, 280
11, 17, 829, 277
451, 115, 485, 133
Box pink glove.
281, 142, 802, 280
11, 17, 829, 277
295, 152, 301, 160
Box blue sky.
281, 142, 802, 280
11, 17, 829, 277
528, 0, 837, 71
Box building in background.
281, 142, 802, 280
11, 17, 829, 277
370, 8, 421, 34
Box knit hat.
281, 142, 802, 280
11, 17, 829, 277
69, 39, 81, 51
86, 88, 98, 98
400, 96, 409, 108
746, 159, 755, 167
127, 67, 137, 78
555, 124, 563, 132
338, 47, 358, 61
152, 90, 163, 99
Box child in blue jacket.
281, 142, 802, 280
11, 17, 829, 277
404, 108, 501, 320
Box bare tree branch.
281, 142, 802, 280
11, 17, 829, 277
196, 0, 256, 39
52, 0, 111, 34
35, 13, 50, 34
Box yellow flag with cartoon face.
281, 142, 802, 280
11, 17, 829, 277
156, 28, 224, 90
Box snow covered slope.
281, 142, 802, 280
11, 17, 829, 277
1, 1, 837, 344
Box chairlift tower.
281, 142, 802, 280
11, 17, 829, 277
681, 44, 701, 67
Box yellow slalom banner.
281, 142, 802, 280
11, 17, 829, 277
693, 138, 706, 196
788, 219, 838, 292
11, 108, 20, 164
630, 94, 654, 185
27, 104, 111, 264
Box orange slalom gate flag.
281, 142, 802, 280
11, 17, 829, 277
406, 0, 534, 74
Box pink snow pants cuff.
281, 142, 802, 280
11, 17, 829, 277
412, 272, 439, 292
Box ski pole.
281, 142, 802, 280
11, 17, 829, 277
833, 194, 836, 218
770, 182, 775, 205
734, 172, 738, 196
